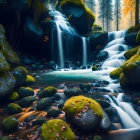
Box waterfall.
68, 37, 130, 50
97, 30, 140, 129
82, 37, 88, 66
56, 22, 64, 68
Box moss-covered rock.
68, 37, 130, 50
39, 86, 57, 98
92, 65, 98, 71
8, 92, 19, 101
92, 24, 103, 31
110, 67, 122, 79
37, 98, 52, 110
63, 96, 103, 119
25, 75, 35, 85
119, 73, 129, 88
128, 23, 140, 34
1, 117, 18, 132
0, 50, 10, 73
40, 119, 75, 140
12, 66, 28, 86
18, 96, 36, 107
136, 31, 140, 44
46, 108, 61, 118
124, 46, 140, 59
18, 87, 34, 98
7, 103, 22, 114
0, 72, 16, 98
79, 83, 91, 91
64, 88, 82, 98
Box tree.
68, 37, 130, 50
114, 0, 121, 30
122, 0, 140, 26
85, 0, 96, 13
98, 0, 113, 31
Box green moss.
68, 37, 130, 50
37, 98, 52, 110
128, 23, 140, 34
25, 75, 35, 85
1, 117, 18, 132
0, 136, 10, 140
0, 24, 5, 35
18, 87, 34, 98
110, 67, 122, 79
12, 66, 28, 86
92, 65, 97, 71
136, 31, 140, 44
18, 96, 36, 107
0, 50, 10, 72
119, 73, 129, 88
7, 103, 22, 114
40, 119, 75, 140
124, 46, 140, 59
39, 86, 57, 98
92, 24, 103, 31
8, 92, 19, 101
63, 96, 103, 119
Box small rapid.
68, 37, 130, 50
97, 30, 140, 129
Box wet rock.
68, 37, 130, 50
12, 66, 28, 87
37, 98, 52, 110
39, 86, 57, 98
79, 83, 92, 91
32, 117, 46, 126
96, 51, 108, 60
125, 33, 138, 46
18, 87, 34, 98
7, 103, 22, 114
23, 58, 32, 65
1, 117, 18, 132
18, 96, 36, 107
46, 108, 61, 118
64, 88, 82, 98
95, 99, 110, 109
0, 72, 16, 98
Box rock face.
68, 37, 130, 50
40, 119, 75, 140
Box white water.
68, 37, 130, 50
82, 37, 88, 66
99, 30, 140, 129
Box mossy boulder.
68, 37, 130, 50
18, 96, 36, 107
64, 88, 82, 98
0, 72, 16, 98
92, 24, 103, 31
56, 0, 95, 35
37, 98, 52, 110
63, 96, 103, 119
110, 67, 122, 79
1, 117, 18, 132
40, 119, 75, 140
119, 72, 130, 88
39, 86, 57, 98
46, 108, 61, 118
7, 103, 22, 114
92, 65, 98, 71
125, 33, 138, 46
8, 92, 19, 101
128, 23, 140, 34
136, 31, 140, 44
0, 50, 10, 72
79, 83, 92, 91
18, 87, 34, 98
68, 7, 95, 35
124, 46, 140, 59
25, 75, 35, 85
12, 66, 28, 86
0, 39, 20, 65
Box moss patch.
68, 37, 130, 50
7, 103, 22, 114
63, 96, 103, 119
8, 92, 19, 101
25, 75, 35, 85
40, 119, 75, 140
18, 87, 34, 98
110, 67, 122, 79
136, 31, 140, 44
128, 23, 140, 34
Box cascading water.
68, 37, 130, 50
82, 37, 88, 66
97, 30, 140, 129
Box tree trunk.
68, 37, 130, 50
135, 0, 139, 25
116, 0, 119, 31
107, 0, 109, 31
